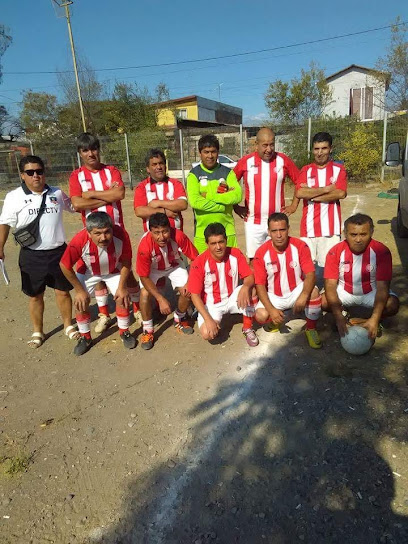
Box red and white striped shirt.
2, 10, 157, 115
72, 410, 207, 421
69, 165, 125, 227
324, 239, 392, 295
297, 162, 347, 237
253, 237, 314, 296
61, 225, 132, 276
188, 247, 253, 305
134, 177, 187, 231
234, 152, 299, 225
136, 228, 198, 277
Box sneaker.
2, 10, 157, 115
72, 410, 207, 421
74, 336, 92, 356
263, 322, 281, 333
174, 320, 194, 335
121, 330, 136, 349
141, 331, 154, 350
243, 328, 259, 347
94, 313, 112, 334
305, 328, 322, 349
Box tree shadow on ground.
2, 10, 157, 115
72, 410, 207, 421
93, 225, 408, 544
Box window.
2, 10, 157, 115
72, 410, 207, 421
177, 108, 187, 119
349, 87, 374, 120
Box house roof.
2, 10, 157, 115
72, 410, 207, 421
153, 95, 198, 107
326, 64, 391, 86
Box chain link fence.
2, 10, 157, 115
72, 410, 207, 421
0, 114, 407, 191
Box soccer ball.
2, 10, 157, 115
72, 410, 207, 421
340, 325, 374, 355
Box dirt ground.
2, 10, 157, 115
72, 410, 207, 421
0, 184, 408, 544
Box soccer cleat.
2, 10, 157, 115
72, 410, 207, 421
263, 322, 281, 333
94, 313, 112, 334
121, 330, 136, 349
74, 336, 92, 356
174, 320, 194, 335
141, 331, 154, 350
242, 328, 259, 347
305, 328, 322, 349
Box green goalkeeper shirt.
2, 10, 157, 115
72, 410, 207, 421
187, 163, 242, 240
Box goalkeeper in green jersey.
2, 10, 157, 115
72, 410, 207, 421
187, 134, 242, 254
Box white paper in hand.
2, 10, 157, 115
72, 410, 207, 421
0, 259, 10, 285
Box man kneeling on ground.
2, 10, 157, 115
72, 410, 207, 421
60, 211, 136, 355
188, 222, 259, 347
322, 213, 399, 339
136, 212, 199, 350
253, 212, 322, 349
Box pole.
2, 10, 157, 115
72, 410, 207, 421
239, 124, 243, 157
63, 2, 87, 131
76, 151, 81, 168
29, 140, 34, 155
381, 111, 388, 183
124, 132, 133, 189
307, 117, 312, 156
179, 128, 185, 186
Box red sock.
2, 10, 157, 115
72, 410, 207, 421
242, 315, 253, 330
132, 301, 140, 313
306, 318, 317, 329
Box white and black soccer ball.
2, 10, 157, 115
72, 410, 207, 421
340, 325, 374, 355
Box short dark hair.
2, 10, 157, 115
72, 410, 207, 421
145, 148, 166, 167
19, 155, 45, 172
198, 134, 219, 152
86, 211, 113, 232
344, 213, 374, 232
267, 212, 289, 227
204, 222, 226, 242
312, 132, 332, 146
77, 132, 100, 152
149, 212, 170, 230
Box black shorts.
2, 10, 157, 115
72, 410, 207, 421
19, 244, 73, 297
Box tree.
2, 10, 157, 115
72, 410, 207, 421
338, 122, 382, 181
155, 82, 170, 103
20, 91, 60, 136
0, 105, 22, 140
376, 17, 408, 111
265, 62, 332, 124
104, 82, 156, 134
0, 24, 12, 84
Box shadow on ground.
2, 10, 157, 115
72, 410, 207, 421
92, 221, 408, 544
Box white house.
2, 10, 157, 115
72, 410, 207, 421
323, 64, 390, 121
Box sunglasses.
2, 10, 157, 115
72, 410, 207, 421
23, 169, 44, 176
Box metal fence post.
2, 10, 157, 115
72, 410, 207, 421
307, 117, 312, 156
29, 140, 34, 155
76, 152, 81, 168
381, 111, 388, 183
124, 132, 133, 189
179, 128, 185, 186
239, 124, 243, 157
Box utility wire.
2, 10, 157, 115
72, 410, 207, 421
3, 21, 406, 76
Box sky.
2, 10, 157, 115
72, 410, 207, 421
1, 0, 407, 125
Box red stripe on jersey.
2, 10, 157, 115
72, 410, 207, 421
224, 257, 234, 298
361, 247, 371, 294
273, 250, 282, 297
311, 165, 322, 237
285, 244, 297, 291
343, 247, 353, 293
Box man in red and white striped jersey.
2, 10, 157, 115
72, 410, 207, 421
136, 213, 198, 350
234, 127, 300, 259
295, 132, 347, 278
60, 212, 136, 356
253, 213, 322, 349
69, 133, 140, 333
188, 222, 259, 347
134, 148, 187, 232
323, 213, 399, 339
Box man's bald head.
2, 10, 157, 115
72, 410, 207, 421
255, 127, 276, 161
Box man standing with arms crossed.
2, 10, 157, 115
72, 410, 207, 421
187, 134, 242, 253
234, 127, 300, 260
69, 133, 140, 333
295, 132, 347, 280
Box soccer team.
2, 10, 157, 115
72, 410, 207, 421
0, 128, 399, 356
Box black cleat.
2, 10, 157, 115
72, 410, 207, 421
74, 336, 92, 356
121, 330, 136, 349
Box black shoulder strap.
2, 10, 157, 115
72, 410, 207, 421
32, 189, 49, 227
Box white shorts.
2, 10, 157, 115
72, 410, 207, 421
337, 286, 398, 308
245, 222, 269, 259
77, 272, 121, 298
301, 235, 340, 267
197, 285, 254, 328
255, 282, 304, 311
139, 265, 188, 290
